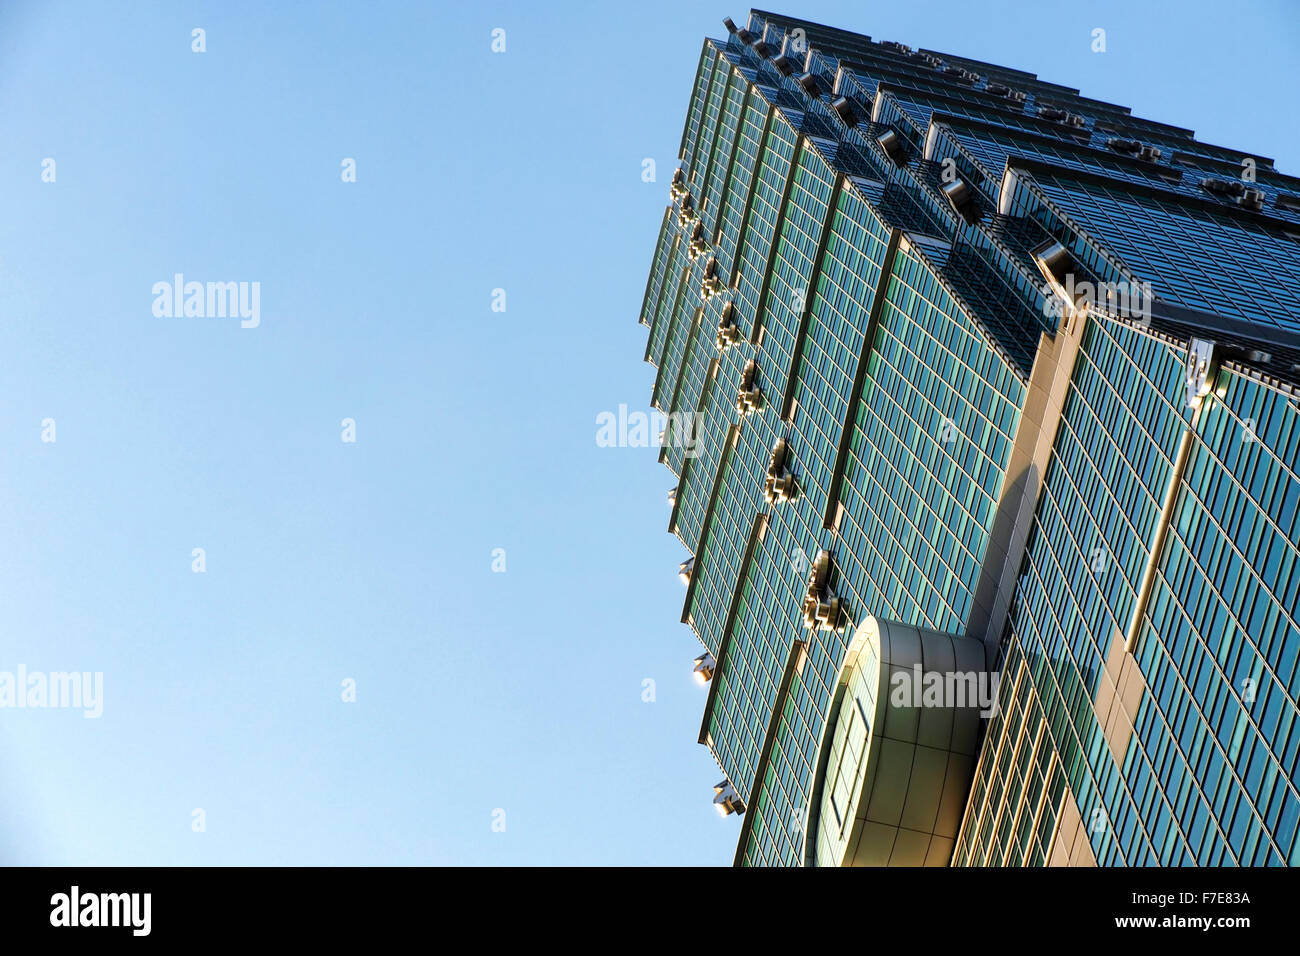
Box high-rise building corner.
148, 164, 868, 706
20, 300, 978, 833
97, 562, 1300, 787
637, 9, 1300, 867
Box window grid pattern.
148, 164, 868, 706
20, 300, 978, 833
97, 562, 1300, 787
1033, 172, 1300, 333
733, 120, 798, 333
833, 245, 1023, 636
756, 144, 837, 405
706, 162, 849, 802
697, 72, 747, 218
684, 51, 729, 184
680, 46, 719, 178
742, 242, 1024, 866
716, 100, 770, 279
1129, 372, 1300, 864
955, 319, 1190, 866
639, 217, 676, 329
700, 75, 750, 241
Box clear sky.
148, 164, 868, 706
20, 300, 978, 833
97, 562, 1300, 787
0, 0, 1296, 866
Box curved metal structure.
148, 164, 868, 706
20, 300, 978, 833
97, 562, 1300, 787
803, 616, 987, 866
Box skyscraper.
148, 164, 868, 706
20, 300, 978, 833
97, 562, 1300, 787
638, 9, 1300, 866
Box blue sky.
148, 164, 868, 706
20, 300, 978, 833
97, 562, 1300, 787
0, 0, 1296, 865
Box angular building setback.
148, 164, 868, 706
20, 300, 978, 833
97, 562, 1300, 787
637, 9, 1300, 866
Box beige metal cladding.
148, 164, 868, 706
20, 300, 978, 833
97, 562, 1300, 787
804, 616, 988, 866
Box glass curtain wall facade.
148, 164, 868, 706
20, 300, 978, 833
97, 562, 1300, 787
638, 9, 1300, 867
